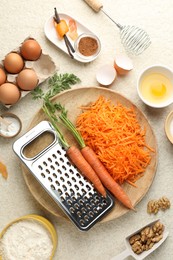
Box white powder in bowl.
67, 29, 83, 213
0, 116, 21, 137
0, 219, 53, 260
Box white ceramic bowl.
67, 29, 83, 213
74, 33, 101, 61
0, 112, 22, 138
137, 65, 173, 108
165, 110, 173, 144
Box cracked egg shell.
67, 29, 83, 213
96, 64, 117, 86
114, 54, 133, 75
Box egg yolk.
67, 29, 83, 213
150, 83, 166, 97
140, 73, 173, 105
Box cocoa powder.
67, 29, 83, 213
78, 36, 98, 56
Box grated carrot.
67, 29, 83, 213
76, 96, 155, 185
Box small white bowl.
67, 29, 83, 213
0, 112, 22, 138
165, 110, 173, 144
96, 64, 117, 86
74, 33, 101, 61
137, 65, 173, 108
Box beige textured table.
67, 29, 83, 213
0, 0, 173, 259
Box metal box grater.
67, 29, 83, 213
13, 121, 114, 231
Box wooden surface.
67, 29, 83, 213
22, 87, 158, 222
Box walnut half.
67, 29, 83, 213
129, 221, 165, 255
147, 196, 171, 214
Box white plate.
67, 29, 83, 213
44, 13, 101, 63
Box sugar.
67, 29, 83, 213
0, 116, 20, 137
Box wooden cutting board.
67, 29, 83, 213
22, 87, 158, 222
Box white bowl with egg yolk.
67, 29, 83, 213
137, 65, 173, 108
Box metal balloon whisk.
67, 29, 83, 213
84, 0, 151, 55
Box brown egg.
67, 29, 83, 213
20, 39, 42, 61
0, 68, 7, 85
4, 52, 24, 74
16, 69, 38, 90
0, 83, 20, 105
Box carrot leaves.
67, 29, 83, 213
31, 72, 81, 148
32, 72, 80, 101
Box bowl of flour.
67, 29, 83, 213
0, 214, 57, 260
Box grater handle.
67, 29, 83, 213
13, 121, 56, 159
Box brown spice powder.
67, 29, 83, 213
78, 36, 98, 56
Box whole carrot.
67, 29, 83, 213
81, 146, 134, 210
32, 80, 106, 198
67, 145, 106, 197
56, 106, 134, 210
